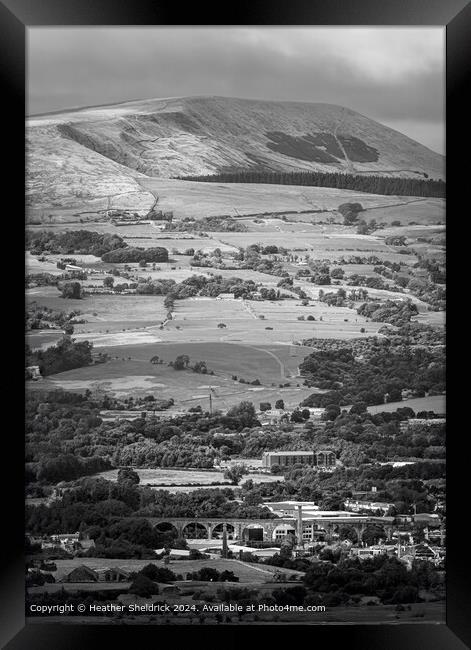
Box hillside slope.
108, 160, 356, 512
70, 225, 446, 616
26, 95, 445, 216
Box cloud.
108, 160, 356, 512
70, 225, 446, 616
27, 26, 444, 152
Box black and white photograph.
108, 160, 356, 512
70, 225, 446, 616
23, 25, 447, 627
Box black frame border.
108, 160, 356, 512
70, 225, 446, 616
1, 1, 469, 647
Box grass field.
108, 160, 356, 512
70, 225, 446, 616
367, 394, 445, 415
139, 178, 432, 220
362, 197, 445, 226
27, 351, 321, 409
26, 330, 64, 351
93, 468, 281, 489
165, 296, 383, 343
26, 290, 168, 344
45, 557, 303, 584
98, 341, 307, 381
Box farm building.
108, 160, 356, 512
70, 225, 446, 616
258, 409, 289, 426
161, 585, 181, 596
306, 407, 326, 419
169, 549, 191, 558
95, 567, 131, 582
60, 565, 99, 583
26, 366, 42, 381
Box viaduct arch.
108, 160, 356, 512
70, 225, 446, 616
148, 516, 395, 544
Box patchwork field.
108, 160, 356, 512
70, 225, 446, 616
164, 297, 383, 344
26, 290, 168, 343
26, 179, 444, 408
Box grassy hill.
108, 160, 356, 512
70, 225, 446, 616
27, 96, 444, 217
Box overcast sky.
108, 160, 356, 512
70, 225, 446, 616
27, 27, 445, 154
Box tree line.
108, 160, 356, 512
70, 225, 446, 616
176, 170, 446, 198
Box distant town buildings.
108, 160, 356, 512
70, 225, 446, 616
31, 532, 95, 555
399, 418, 446, 431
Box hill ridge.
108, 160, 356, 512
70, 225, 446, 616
26, 95, 445, 217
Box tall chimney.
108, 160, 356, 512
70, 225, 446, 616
222, 523, 228, 559
297, 505, 304, 549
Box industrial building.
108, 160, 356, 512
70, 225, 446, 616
262, 449, 336, 470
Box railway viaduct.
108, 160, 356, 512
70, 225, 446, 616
147, 515, 396, 544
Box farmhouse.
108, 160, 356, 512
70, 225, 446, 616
306, 407, 326, 419
258, 408, 289, 426
26, 365, 42, 381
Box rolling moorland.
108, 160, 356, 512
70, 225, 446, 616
26, 95, 444, 220
25, 96, 445, 624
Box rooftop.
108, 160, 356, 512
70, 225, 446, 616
264, 450, 315, 456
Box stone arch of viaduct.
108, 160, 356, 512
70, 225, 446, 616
148, 516, 395, 543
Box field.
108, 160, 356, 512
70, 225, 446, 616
39, 557, 304, 585
26, 330, 64, 351
367, 395, 445, 415
93, 467, 281, 491
26, 352, 321, 410
98, 341, 309, 381
27, 281, 385, 351
213, 226, 411, 257
165, 296, 383, 343
361, 197, 445, 225
139, 178, 440, 220
26, 289, 168, 345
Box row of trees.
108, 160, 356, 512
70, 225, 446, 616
177, 170, 445, 198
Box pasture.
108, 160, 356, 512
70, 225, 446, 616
367, 394, 445, 415
139, 178, 425, 220
26, 290, 168, 343
26, 330, 64, 351
361, 197, 445, 225
26, 352, 320, 410
94, 341, 311, 382
46, 557, 302, 585
93, 468, 281, 489
163, 296, 383, 343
